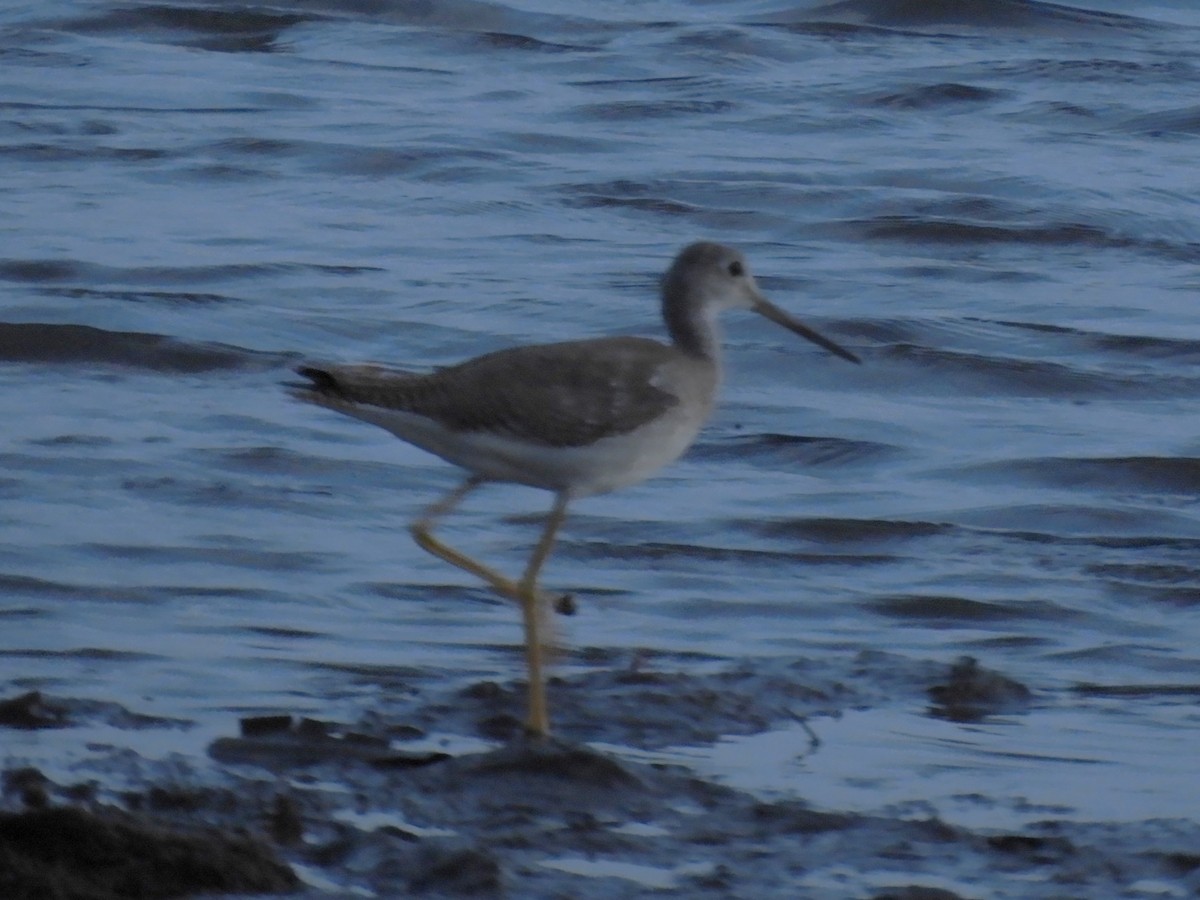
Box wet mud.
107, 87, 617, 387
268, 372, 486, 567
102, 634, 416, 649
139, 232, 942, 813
2, 656, 1198, 899
0, 805, 297, 900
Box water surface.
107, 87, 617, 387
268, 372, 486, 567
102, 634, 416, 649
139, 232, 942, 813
2, 0, 1198, 856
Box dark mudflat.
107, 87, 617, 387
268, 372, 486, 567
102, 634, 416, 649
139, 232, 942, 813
2, 655, 1198, 898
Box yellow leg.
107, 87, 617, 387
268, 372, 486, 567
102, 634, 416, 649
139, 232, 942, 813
409, 477, 525, 600
518, 492, 569, 737
408, 479, 570, 735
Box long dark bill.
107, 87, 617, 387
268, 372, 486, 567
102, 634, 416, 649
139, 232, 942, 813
753, 297, 861, 364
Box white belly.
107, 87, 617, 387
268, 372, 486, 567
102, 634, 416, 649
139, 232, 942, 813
349, 401, 709, 497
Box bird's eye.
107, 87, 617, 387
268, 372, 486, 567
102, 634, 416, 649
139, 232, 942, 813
728, 260, 744, 277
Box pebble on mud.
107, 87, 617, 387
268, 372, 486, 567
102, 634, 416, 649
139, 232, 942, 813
0, 690, 69, 729
927, 655, 1033, 722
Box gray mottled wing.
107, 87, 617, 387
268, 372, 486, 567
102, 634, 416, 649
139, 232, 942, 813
295, 336, 679, 448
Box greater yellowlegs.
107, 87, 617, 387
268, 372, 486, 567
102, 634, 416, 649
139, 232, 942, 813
292, 242, 859, 736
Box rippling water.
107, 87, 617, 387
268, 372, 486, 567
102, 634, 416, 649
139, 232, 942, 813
3, 0, 1199, 839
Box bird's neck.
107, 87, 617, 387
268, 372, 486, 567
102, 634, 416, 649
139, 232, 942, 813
664, 295, 722, 362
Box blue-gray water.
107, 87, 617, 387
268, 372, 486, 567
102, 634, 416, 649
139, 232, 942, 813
3, 0, 1199, 850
